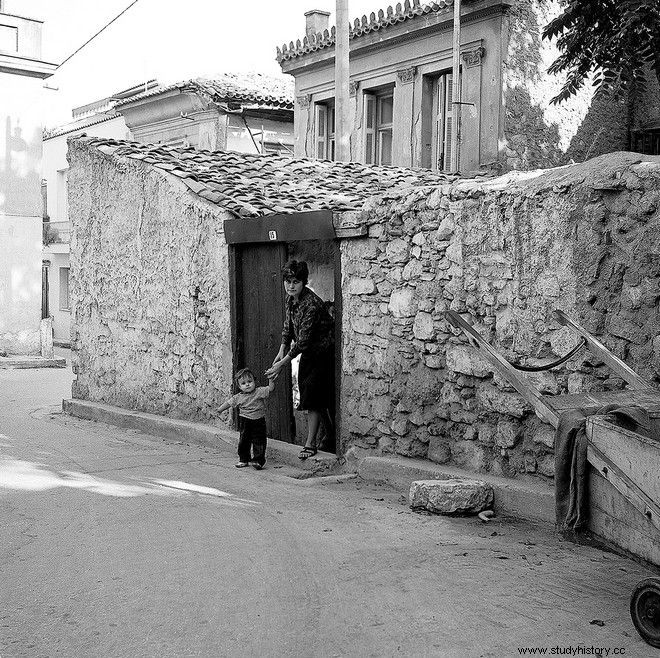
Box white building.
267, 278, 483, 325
0, 2, 56, 355
43, 73, 294, 345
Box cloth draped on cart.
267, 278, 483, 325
554, 405, 655, 532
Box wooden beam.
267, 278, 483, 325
335, 225, 367, 238
553, 310, 655, 391
223, 210, 335, 244
445, 310, 559, 427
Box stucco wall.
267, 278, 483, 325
68, 141, 234, 420
339, 152, 660, 480
0, 215, 42, 354
285, 1, 505, 172
0, 71, 47, 354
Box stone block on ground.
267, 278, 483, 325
409, 478, 494, 515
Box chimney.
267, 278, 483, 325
305, 10, 331, 39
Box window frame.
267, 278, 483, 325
314, 101, 336, 160
59, 267, 70, 312
431, 72, 453, 172
363, 88, 394, 166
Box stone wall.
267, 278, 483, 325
340, 152, 660, 480
68, 141, 234, 420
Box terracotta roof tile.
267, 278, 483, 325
115, 72, 294, 111
277, 0, 453, 63
74, 136, 456, 218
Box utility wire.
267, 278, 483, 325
57, 0, 142, 69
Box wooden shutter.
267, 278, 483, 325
363, 93, 376, 164
443, 74, 453, 171
315, 103, 327, 160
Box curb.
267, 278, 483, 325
0, 357, 66, 369
63, 398, 555, 524
62, 399, 340, 475
356, 455, 555, 524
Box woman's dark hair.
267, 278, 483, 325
282, 260, 309, 285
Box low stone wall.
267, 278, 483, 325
68, 141, 234, 421
340, 153, 660, 480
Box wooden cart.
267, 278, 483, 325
445, 309, 660, 647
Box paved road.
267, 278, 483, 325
0, 363, 658, 658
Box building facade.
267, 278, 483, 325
0, 5, 56, 354
43, 73, 295, 345
278, 0, 657, 173
115, 73, 294, 155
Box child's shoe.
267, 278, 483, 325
235, 461, 249, 468
251, 461, 264, 470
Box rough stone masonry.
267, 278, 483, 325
339, 152, 660, 482
68, 141, 660, 486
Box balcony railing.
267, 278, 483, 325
43, 221, 71, 245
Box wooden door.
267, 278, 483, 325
233, 243, 293, 442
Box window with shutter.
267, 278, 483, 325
429, 73, 454, 172
364, 93, 376, 164
442, 74, 453, 171
314, 102, 336, 160
364, 89, 394, 165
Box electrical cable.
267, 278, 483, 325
56, 0, 142, 69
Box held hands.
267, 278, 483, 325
265, 359, 284, 380
265, 347, 286, 380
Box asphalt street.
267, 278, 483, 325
0, 361, 658, 658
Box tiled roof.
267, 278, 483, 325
75, 136, 454, 218
115, 72, 294, 111
44, 111, 123, 140
277, 0, 453, 63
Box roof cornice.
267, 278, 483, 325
277, 0, 510, 70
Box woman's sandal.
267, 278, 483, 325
298, 447, 317, 460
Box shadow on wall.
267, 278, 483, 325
0, 116, 43, 216
564, 93, 631, 164
504, 86, 564, 170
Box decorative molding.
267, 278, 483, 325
396, 66, 417, 84
297, 94, 311, 108
349, 80, 359, 97
461, 46, 485, 68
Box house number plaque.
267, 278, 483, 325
268, 230, 278, 241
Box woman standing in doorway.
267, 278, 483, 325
265, 260, 335, 459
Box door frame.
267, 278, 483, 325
225, 211, 341, 453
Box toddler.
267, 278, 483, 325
219, 368, 274, 470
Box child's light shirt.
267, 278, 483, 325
229, 386, 271, 420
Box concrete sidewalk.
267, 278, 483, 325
64, 397, 554, 524
0, 355, 66, 369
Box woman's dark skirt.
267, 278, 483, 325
297, 347, 335, 412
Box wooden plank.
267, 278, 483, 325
553, 310, 655, 391
546, 389, 660, 415
223, 210, 336, 244
237, 243, 293, 443
335, 225, 368, 238
588, 469, 660, 568
228, 245, 241, 429
444, 310, 559, 427
587, 415, 660, 505
586, 441, 660, 535
333, 240, 342, 456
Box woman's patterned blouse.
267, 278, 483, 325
281, 286, 334, 359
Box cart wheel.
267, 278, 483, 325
630, 578, 660, 647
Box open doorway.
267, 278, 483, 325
287, 239, 338, 452
230, 236, 341, 455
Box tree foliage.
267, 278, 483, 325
543, 0, 660, 104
